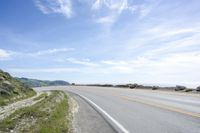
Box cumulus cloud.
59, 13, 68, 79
35, 0, 73, 18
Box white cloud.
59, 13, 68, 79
138, 0, 159, 18
101, 60, 128, 65
91, 0, 159, 24
98, 51, 200, 86
95, 15, 116, 24
122, 23, 200, 55
92, 0, 102, 10
92, 0, 128, 11
0, 48, 74, 60
0, 49, 13, 60
92, 0, 130, 24
29, 48, 74, 56
66, 57, 98, 66
35, 0, 72, 18
149, 52, 200, 85
8, 51, 200, 87
145, 25, 200, 38
142, 31, 200, 58
34, 0, 158, 24
109, 66, 134, 73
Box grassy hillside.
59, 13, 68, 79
16, 78, 70, 87
0, 70, 36, 106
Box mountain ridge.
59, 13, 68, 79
16, 77, 70, 87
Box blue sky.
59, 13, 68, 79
0, 0, 200, 87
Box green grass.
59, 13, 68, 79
0, 91, 70, 133
33, 93, 48, 101
37, 95, 69, 133
0, 97, 8, 106
0, 90, 36, 106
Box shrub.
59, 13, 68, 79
136, 85, 144, 88
152, 86, 159, 90
129, 83, 138, 89
185, 89, 193, 92
175, 85, 186, 91
0, 77, 4, 81
196, 86, 200, 91
0, 89, 10, 95
115, 85, 129, 88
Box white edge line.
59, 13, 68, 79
80, 94, 130, 133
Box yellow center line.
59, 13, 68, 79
120, 96, 200, 118
79, 87, 200, 118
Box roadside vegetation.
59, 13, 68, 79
0, 90, 70, 133
85, 83, 200, 93
0, 70, 36, 106
33, 92, 48, 101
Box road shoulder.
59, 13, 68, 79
68, 92, 116, 133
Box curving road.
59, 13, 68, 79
35, 86, 200, 133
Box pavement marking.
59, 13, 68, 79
121, 96, 200, 118
80, 95, 130, 133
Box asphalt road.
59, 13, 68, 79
35, 86, 200, 133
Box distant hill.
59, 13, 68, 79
16, 77, 70, 87
0, 70, 36, 105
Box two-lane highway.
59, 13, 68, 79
36, 86, 200, 133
